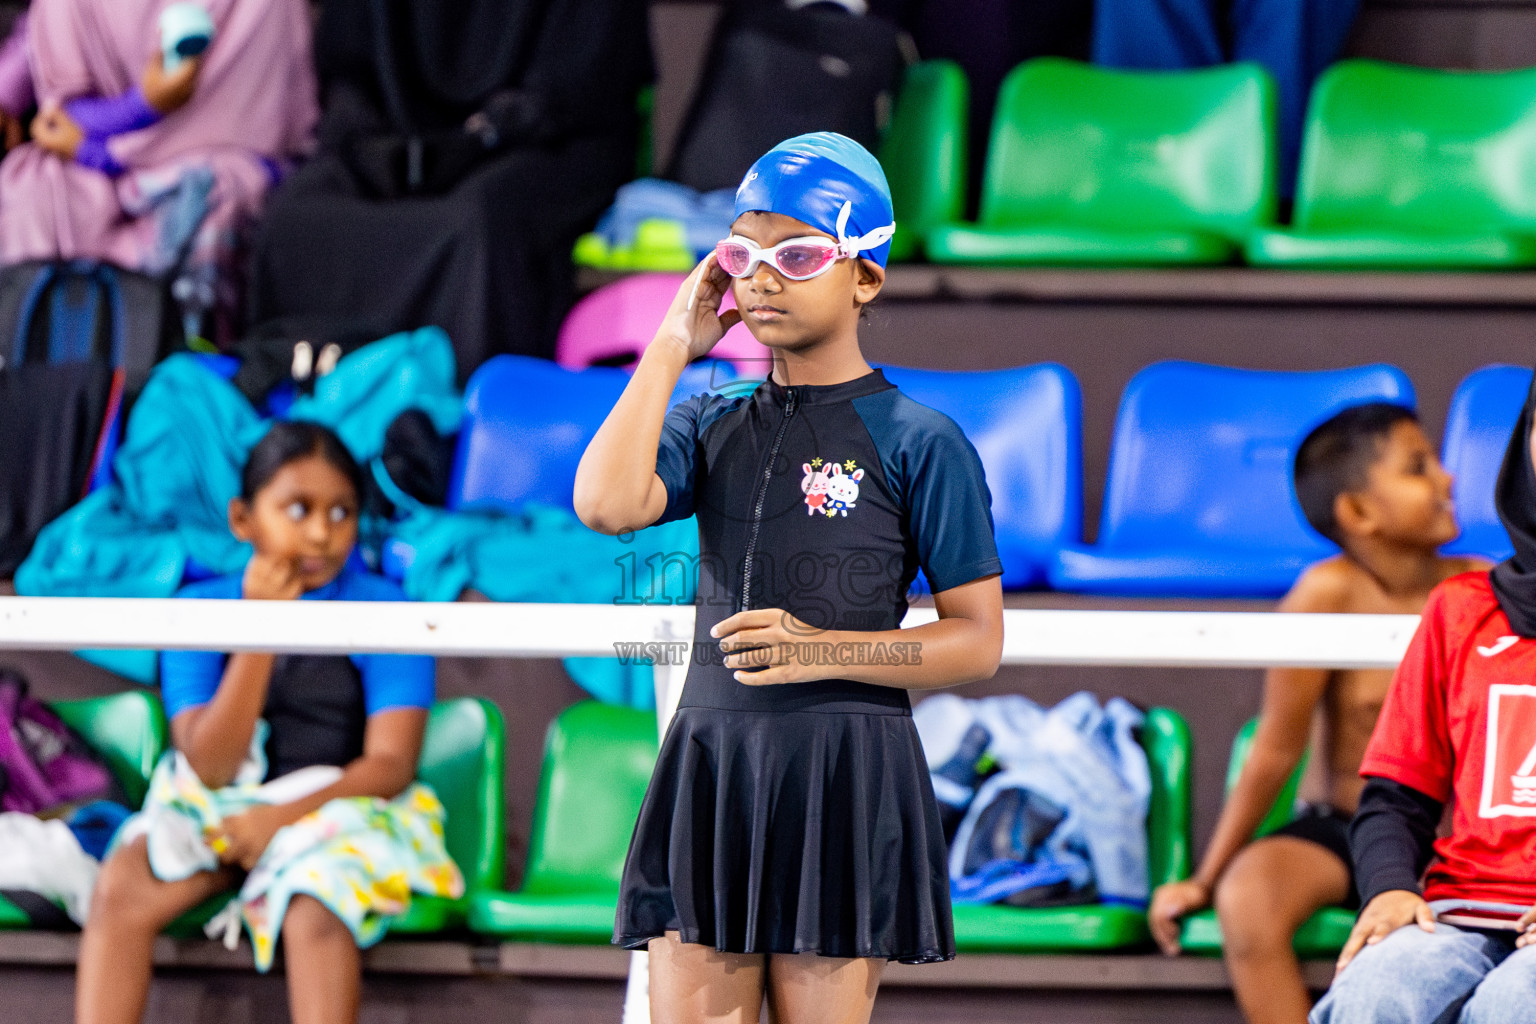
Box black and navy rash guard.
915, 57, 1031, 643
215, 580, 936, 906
654, 367, 1003, 716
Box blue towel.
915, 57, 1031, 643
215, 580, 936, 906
389, 501, 699, 708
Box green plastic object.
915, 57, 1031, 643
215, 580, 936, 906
1180, 718, 1350, 957
953, 707, 1192, 952
880, 60, 969, 263
0, 692, 167, 930
389, 697, 507, 933
469, 701, 658, 943
1180, 904, 1355, 959
927, 58, 1277, 266
573, 217, 695, 272
169, 697, 506, 938
1247, 61, 1536, 269
52, 691, 168, 810
1226, 717, 1307, 840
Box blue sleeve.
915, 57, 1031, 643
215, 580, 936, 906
859, 393, 1004, 593
355, 652, 436, 715
340, 573, 437, 714
654, 393, 706, 526
158, 576, 242, 720
159, 648, 226, 721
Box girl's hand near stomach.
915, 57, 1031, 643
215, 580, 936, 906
714, 577, 1003, 691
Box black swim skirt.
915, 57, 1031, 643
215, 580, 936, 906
613, 705, 955, 964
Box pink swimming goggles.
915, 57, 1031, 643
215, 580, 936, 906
713, 201, 896, 281
688, 201, 895, 309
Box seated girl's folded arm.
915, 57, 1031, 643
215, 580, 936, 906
170, 652, 278, 789
260, 707, 429, 830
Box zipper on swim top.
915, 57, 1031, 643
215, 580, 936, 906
739, 386, 797, 613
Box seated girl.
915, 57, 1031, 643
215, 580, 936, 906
0, 0, 317, 342
75, 421, 461, 1024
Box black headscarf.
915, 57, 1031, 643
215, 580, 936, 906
1490, 371, 1536, 635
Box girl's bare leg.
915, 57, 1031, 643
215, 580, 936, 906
766, 953, 884, 1024
648, 931, 767, 1024
76, 837, 236, 1024
282, 895, 362, 1024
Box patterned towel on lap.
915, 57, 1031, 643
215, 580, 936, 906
116, 742, 463, 971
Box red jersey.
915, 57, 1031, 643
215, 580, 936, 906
1361, 572, 1536, 905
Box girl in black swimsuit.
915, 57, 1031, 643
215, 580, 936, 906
577, 132, 1005, 1024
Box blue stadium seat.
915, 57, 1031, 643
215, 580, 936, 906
382, 355, 735, 580
1441, 365, 1531, 563
1048, 362, 1416, 597
880, 364, 1082, 589
449, 354, 735, 514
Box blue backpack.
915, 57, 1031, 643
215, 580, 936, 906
0, 260, 175, 572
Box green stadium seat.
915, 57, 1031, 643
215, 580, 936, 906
952, 707, 1191, 952
880, 60, 969, 263
469, 701, 657, 944
0, 691, 168, 930
1246, 61, 1536, 269
1178, 718, 1354, 956
169, 697, 506, 938
388, 697, 506, 933
927, 59, 1277, 267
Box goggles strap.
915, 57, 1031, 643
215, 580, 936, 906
834, 201, 897, 259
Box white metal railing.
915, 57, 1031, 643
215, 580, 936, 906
0, 597, 1420, 1020
0, 599, 1418, 669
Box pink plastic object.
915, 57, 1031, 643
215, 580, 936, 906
555, 273, 773, 377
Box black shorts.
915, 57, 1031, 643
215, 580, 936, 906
1268, 804, 1359, 909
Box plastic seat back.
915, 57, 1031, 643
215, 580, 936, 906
450, 355, 728, 513
521, 701, 658, 896
1097, 362, 1416, 556
51, 691, 166, 809
1442, 365, 1531, 562
1294, 62, 1536, 235
881, 60, 969, 262
554, 274, 772, 376
879, 364, 1082, 588
977, 58, 1276, 237
1143, 707, 1192, 890
416, 698, 507, 893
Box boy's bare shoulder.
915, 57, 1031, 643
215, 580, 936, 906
1279, 556, 1368, 613
1283, 554, 1494, 614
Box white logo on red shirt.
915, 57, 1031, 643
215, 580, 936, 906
1479, 684, 1536, 817
1478, 636, 1520, 658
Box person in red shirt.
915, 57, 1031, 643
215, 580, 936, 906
1311, 379, 1536, 1024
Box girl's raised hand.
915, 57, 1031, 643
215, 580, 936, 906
652, 253, 742, 363
242, 553, 304, 601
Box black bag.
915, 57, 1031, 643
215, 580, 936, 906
0, 261, 177, 574
229, 316, 384, 407
666, 0, 910, 193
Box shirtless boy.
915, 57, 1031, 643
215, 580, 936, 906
1148, 403, 1490, 1024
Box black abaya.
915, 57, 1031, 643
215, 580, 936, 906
248, 0, 652, 378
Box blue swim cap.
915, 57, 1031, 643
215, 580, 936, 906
733, 132, 897, 268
